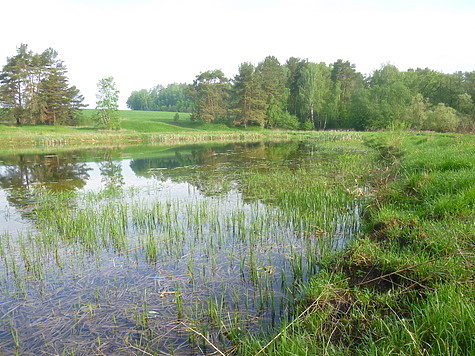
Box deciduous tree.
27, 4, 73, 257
366, 64, 412, 129
95, 76, 120, 130
298, 62, 332, 129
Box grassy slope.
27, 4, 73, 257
239, 132, 475, 355
84, 109, 250, 132
0, 110, 296, 148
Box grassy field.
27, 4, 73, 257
238, 132, 475, 355
0, 109, 301, 148
1, 111, 473, 354
82, 109, 257, 132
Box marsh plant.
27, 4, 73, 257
238, 132, 475, 356
0, 135, 370, 355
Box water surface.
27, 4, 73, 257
0, 141, 363, 355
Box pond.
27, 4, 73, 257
0, 139, 368, 355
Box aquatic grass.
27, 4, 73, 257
0, 136, 373, 354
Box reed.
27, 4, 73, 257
0, 133, 375, 355
239, 132, 475, 355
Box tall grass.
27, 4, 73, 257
238, 132, 475, 355
0, 134, 372, 354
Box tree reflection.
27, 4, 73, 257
0, 153, 91, 217
128, 142, 300, 197
99, 150, 125, 192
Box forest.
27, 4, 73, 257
1, 44, 474, 133
127, 57, 475, 132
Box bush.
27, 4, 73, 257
426, 103, 460, 132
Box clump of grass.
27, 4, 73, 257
358, 283, 475, 355
238, 132, 475, 355
0, 134, 377, 355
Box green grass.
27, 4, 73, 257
238, 132, 475, 355
82, 109, 194, 132
82, 109, 256, 132
0, 109, 309, 149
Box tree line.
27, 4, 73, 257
128, 56, 475, 132
0, 44, 85, 125
2, 45, 474, 133
126, 83, 193, 113
0, 44, 122, 130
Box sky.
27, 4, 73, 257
1, 0, 474, 109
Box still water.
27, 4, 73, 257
0, 141, 363, 355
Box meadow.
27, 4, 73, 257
0, 110, 303, 149
0, 111, 473, 355
239, 132, 475, 355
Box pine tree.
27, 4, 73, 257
256, 56, 288, 127
231, 62, 267, 127
190, 70, 229, 123
0, 44, 33, 124
0, 44, 85, 125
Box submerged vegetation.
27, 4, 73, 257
0, 130, 473, 354
239, 132, 475, 355
0, 135, 369, 354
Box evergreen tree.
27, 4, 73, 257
330, 59, 364, 127
190, 70, 229, 122
38, 50, 85, 125
231, 62, 267, 127
0, 44, 34, 124
256, 56, 288, 127
0, 44, 85, 125
285, 57, 307, 118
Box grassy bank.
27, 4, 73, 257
0, 109, 360, 150
238, 132, 475, 355
0, 110, 309, 148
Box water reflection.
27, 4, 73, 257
0, 141, 363, 355
0, 153, 91, 191
0, 142, 332, 227
0, 141, 302, 196
99, 150, 125, 192
129, 141, 303, 197
0, 153, 91, 219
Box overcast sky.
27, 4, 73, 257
1, 0, 474, 108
